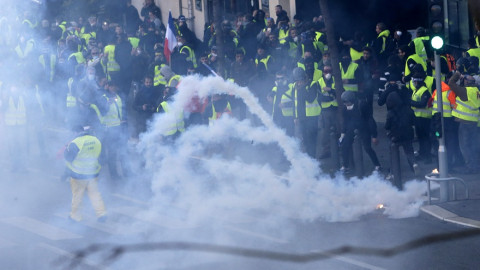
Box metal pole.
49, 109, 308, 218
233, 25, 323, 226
353, 129, 364, 177
390, 142, 402, 190
330, 126, 339, 169
435, 51, 449, 202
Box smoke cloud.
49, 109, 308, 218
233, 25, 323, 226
139, 75, 428, 228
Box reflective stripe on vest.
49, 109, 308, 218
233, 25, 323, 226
377, 30, 390, 54
255, 55, 271, 71
15, 39, 35, 59
90, 104, 104, 125
68, 52, 85, 64
432, 90, 453, 117
167, 75, 181, 87
180, 45, 197, 68
350, 47, 363, 62
102, 94, 122, 127
158, 101, 185, 136
128, 37, 140, 49
411, 86, 432, 118
66, 78, 76, 107
4, 96, 26, 126
305, 81, 322, 116
452, 87, 480, 122
404, 54, 426, 77
208, 102, 232, 125
66, 135, 101, 176
340, 62, 359, 91
154, 64, 166, 86
278, 28, 288, 44
413, 37, 429, 61
280, 88, 294, 117
319, 77, 338, 108
104, 45, 120, 72
38, 54, 56, 82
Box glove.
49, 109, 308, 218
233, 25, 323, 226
338, 133, 345, 145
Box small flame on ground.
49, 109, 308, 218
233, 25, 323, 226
376, 204, 384, 209
432, 168, 439, 174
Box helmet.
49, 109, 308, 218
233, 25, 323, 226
341, 91, 356, 104
292, 67, 306, 81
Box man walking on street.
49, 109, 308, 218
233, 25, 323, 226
64, 126, 106, 222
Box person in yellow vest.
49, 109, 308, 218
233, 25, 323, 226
1, 83, 28, 172
408, 27, 431, 63
292, 67, 322, 158
204, 94, 233, 126
430, 80, 464, 169
281, 27, 299, 61
267, 70, 294, 136
371, 22, 391, 67
14, 33, 36, 66
466, 38, 480, 68
255, 44, 273, 73
401, 47, 427, 84
156, 86, 184, 141
339, 50, 361, 92
410, 71, 433, 164
448, 72, 480, 174
103, 36, 120, 81
64, 125, 106, 222
98, 80, 128, 179
317, 65, 338, 158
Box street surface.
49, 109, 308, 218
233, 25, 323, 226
0, 124, 479, 270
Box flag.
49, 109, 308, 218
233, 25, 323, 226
164, 11, 178, 63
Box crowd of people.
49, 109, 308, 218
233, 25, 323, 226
1, 0, 480, 183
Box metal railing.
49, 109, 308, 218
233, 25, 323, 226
424, 172, 469, 204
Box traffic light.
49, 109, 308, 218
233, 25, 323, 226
428, 0, 445, 50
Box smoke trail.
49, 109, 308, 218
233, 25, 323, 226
139, 75, 428, 226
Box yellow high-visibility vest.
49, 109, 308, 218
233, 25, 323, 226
318, 77, 338, 108
452, 87, 480, 122
411, 86, 432, 118
102, 94, 122, 127
66, 135, 101, 176
340, 62, 359, 91
157, 101, 185, 136
4, 96, 26, 126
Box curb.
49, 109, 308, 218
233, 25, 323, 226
420, 205, 480, 229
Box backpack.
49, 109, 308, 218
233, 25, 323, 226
445, 54, 456, 72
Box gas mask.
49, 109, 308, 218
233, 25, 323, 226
346, 104, 354, 110
324, 73, 332, 80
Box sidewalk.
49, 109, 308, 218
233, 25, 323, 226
343, 100, 480, 228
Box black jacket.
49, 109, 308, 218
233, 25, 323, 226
384, 91, 414, 142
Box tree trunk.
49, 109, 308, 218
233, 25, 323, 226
213, 0, 225, 77
319, 0, 344, 127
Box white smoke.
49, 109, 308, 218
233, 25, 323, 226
138, 75, 428, 227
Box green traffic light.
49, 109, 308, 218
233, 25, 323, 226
431, 35, 444, 50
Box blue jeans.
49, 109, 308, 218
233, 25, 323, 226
458, 122, 479, 170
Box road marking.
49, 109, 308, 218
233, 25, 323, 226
37, 242, 111, 270
420, 205, 457, 220
53, 213, 143, 235
224, 225, 289, 244
1, 217, 82, 240
444, 216, 480, 229
310, 250, 386, 270
329, 254, 387, 270
111, 193, 150, 206
110, 206, 196, 229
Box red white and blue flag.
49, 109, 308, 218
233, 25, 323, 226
164, 11, 178, 62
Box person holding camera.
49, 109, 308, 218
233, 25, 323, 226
448, 71, 480, 174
